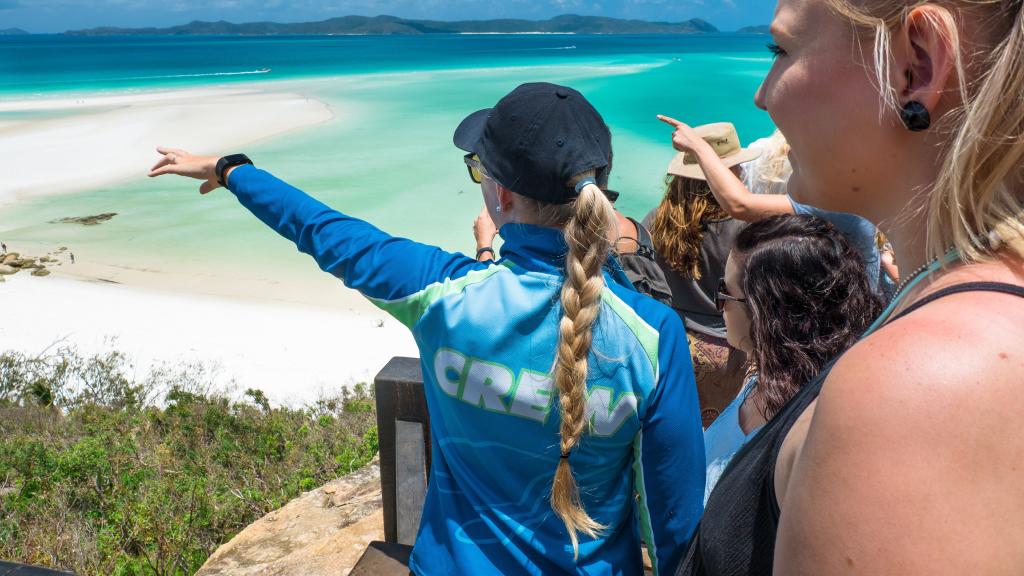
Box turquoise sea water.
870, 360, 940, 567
0, 34, 774, 297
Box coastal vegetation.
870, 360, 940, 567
0, 347, 379, 575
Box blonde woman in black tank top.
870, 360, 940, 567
672, 0, 1024, 574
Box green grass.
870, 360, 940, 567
0, 348, 378, 575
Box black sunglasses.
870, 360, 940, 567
716, 277, 746, 312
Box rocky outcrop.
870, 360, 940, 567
50, 213, 117, 225
0, 248, 73, 280
196, 458, 385, 576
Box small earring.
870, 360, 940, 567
495, 205, 502, 215
900, 101, 931, 132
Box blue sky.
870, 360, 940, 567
0, 0, 775, 34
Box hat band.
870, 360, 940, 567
683, 143, 744, 165
574, 178, 598, 195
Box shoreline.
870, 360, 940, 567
0, 79, 419, 403
0, 272, 418, 406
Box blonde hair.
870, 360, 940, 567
516, 172, 616, 556
826, 0, 1024, 261
752, 130, 792, 191
649, 176, 730, 279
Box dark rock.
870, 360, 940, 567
51, 213, 118, 226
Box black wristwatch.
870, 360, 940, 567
216, 154, 253, 186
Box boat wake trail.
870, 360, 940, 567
123, 69, 272, 81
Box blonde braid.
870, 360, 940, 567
550, 178, 615, 558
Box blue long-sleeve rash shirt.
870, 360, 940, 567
227, 165, 706, 575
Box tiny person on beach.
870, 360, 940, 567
150, 82, 705, 575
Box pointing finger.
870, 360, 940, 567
156, 146, 189, 158
199, 180, 218, 195
656, 115, 684, 129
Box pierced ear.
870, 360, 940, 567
496, 184, 515, 213
898, 5, 958, 114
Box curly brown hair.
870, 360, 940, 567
734, 214, 883, 418
649, 176, 730, 279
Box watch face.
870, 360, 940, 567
217, 154, 252, 184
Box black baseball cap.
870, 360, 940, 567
453, 82, 612, 204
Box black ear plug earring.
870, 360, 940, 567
900, 101, 931, 132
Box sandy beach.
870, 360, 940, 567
0, 273, 417, 406
0, 83, 424, 403
0, 86, 333, 205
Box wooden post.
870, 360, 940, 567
374, 356, 430, 545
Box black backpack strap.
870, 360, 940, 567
626, 217, 657, 260
890, 281, 1024, 324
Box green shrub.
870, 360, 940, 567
0, 348, 378, 576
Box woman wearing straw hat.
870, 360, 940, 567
643, 122, 760, 428
148, 82, 705, 575
657, 118, 884, 293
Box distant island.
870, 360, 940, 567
737, 25, 770, 34
0, 28, 30, 35
64, 14, 719, 36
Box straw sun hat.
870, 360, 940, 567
666, 122, 762, 181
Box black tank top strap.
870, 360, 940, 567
625, 216, 657, 260
889, 281, 1024, 324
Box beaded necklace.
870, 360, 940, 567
863, 246, 961, 337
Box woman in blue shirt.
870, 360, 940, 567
148, 82, 705, 575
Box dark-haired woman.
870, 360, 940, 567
702, 214, 882, 502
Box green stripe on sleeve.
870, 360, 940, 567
600, 289, 660, 379
633, 433, 659, 576
368, 264, 508, 329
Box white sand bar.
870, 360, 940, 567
0, 274, 418, 406
0, 87, 333, 205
